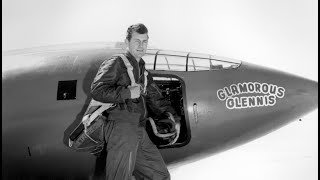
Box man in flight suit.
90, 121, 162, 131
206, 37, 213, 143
91, 23, 181, 180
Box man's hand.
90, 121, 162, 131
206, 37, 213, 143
128, 84, 141, 99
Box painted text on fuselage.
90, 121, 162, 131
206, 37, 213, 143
217, 82, 285, 109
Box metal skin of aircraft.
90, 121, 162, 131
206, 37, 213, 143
2, 42, 318, 179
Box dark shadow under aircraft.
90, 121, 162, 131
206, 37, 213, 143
2, 42, 318, 179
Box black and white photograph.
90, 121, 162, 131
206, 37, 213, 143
3, 0, 318, 179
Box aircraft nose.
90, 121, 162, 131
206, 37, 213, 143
242, 62, 318, 118
286, 76, 318, 115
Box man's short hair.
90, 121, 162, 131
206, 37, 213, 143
126, 23, 148, 41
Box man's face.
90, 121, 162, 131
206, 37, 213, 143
126, 32, 148, 61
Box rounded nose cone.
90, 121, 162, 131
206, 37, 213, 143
288, 77, 318, 115
241, 61, 318, 119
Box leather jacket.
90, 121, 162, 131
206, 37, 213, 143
91, 51, 180, 126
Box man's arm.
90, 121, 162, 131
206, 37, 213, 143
91, 56, 131, 103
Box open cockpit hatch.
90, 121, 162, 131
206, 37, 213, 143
145, 75, 191, 149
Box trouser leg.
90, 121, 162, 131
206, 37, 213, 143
93, 149, 107, 180
105, 122, 139, 180
133, 128, 170, 180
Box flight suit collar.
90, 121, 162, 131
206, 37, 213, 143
125, 51, 146, 67
125, 51, 146, 86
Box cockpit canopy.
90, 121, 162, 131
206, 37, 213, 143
144, 50, 241, 71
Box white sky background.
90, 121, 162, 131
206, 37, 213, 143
2, 0, 318, 179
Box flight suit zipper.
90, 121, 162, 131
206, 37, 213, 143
133, 59, 147, 119
138, 63, 147, 119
